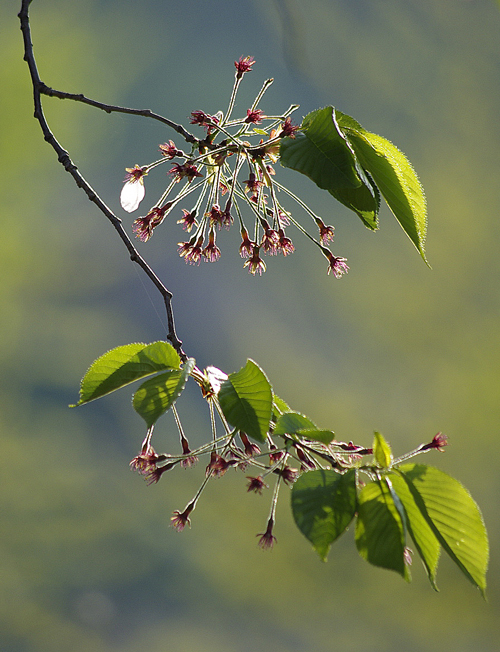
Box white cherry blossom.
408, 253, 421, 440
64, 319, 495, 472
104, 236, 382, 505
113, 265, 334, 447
120, 165, 146, 212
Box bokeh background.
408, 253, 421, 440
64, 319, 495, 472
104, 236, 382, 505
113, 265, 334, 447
1, 0, 499, 650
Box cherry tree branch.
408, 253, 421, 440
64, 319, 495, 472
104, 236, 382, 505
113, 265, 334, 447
18, 0, 186, 359
37, 85, 198, 145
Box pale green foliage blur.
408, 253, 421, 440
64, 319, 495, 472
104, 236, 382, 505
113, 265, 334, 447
1, 1, 499, 651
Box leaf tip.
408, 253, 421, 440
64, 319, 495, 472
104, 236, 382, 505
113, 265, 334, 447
315, 546, 330, 563
476, 577, 488, 601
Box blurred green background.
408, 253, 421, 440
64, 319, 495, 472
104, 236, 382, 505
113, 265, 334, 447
2, 0, 499, 650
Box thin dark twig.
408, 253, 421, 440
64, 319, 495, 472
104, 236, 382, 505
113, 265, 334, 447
39, 84, 198, 145
18, 0, 186, 359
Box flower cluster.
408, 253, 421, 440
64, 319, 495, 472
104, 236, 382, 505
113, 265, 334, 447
128, 364, 448, 549
120, 56, 348, 276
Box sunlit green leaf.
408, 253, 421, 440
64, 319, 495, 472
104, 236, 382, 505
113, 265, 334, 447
295, 429, 335, 444
336, 110, 427, 262
399, 464, 489, 596
329, 167, 380, 230
272, 409, 335, 444
132, 358, 195, 427
273, 411, 317, 436
272, 394, 292, 420
280, 106, 362, 191
71, 341, 182, 406
291, 469, 357, 561
218, 360, 273, 443
373, 431, 393, 469
355, 479, 410, 581
389, 470, 441, 590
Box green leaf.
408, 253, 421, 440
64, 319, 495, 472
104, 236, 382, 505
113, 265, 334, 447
132, 358, 195, 427
274, 411, 317, 436
291, 469, 357, 561
337, 110, 428, 262
280, 106, 363, 192
270, 398, 335, 442
373, 431, 393, 469
272, 394, 292, 420
399, 464, 489, 596
355, 479, 410, 581
296, 429, 336, 444
329, 167, 380, 230
71, 341, 182, 406
389, 471, 441, 590
218, 360, 273, 443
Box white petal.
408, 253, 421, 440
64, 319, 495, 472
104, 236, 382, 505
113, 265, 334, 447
120, 180, 145, 213
205, 366, 228, 394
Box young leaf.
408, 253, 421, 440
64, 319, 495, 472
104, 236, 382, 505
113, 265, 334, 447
273, 412, 334, 442
71, 341, 182, 406
279, 106, 363, 192
389, 471, 441, 590
355, 479, 410, 581
328, 167, 380, 230
291, 469, 357, 561
336, 110, 428, 262
295, 429, 336, 444
272, 394, 292, 420
273, 411, 318, 436
373, 431, 393, 469
398, 464, 489, 596
218, 360, 273, 443
132, 358, 195, 428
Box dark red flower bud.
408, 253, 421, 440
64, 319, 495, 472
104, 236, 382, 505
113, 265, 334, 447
269, 444, 283, 464
325, 251, 349, 278
235, 55, 255, 78
243, 245, 266, 275
132, 203, 171, 242
207, 204, 224, 229
244, 109, 265, 124
316, 218, 335, 244
177, 209, 198, 232
169, 162, 203, 183
421, 432, 448, 452
279, 117, 300, 138
246, 476, 268, 494
239, 228, 255, 258
244, 172, 263, 196
202, 230, 221, 263
257, 517, 276, 550
276, 229, 294, 256
129, 446, 161, 475
178, 236, 204, 265
159, 140, 180, 159
145, 462, 175, 485
206, 451, 236, 477
276, 465, 299, 485
295, 445, 316, 471
261, 220, 280, 255
190, 110, 219, 133
171, 503, 194, 532
240, 432, 261, 457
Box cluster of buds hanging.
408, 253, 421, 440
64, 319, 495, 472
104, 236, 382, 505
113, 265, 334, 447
120, 56, 348, 277
129, 364, 448, 548
129, 366, 368, 545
